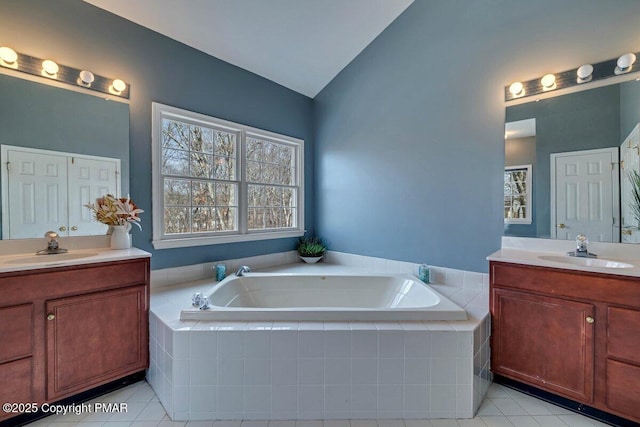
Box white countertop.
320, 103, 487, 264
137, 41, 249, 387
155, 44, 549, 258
487, 247, 640, 278
0, 247, 151, 273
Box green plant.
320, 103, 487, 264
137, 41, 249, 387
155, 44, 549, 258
297, 236, 327, 257
629, 170, 640, 228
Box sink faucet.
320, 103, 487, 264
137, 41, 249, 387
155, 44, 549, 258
567, 234, 597, 258
36, 231, 68, 255
236, 265, 251, 276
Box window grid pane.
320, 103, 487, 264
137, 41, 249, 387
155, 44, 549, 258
156, 107, 302, 242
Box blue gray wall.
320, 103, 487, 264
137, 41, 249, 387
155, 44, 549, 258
314, 0, 640, 272
3, 0, 640, 273
621, 80, 640, 139
1, 0, 314, 269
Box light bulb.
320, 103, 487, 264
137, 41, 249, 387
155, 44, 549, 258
617, 53, 636, 71
79, 70, 95, 85
0, 47, 18, 64
112, 79, 126, 92
541, 73, 556, 90
42, 59, 59, 76
509, 82, 524, 97
576, 64, 593, 82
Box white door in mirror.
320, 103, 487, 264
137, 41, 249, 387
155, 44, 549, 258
551, 148, 619, 242
2, 145, 119, 239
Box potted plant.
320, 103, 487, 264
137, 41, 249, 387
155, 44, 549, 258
297, 236, 327, 263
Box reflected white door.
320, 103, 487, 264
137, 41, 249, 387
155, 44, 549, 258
68, 157, 119, 236
621, 124, 640, 243
551, 148, 619, 242
5, 149, 68, 239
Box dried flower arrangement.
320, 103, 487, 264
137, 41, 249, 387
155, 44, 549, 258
85, 194, 144, 229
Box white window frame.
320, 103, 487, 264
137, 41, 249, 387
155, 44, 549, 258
151, 102, 304, 249
504, 164, 532, 225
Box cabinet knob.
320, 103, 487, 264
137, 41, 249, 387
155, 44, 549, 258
59, 226, 67, 232
47, 313, 55, 321
71, 226, 78, 231
556, 223, 566, 229
622, 229, 632, 236
586, 316, 594, 324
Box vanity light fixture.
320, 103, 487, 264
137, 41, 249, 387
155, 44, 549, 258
0, 46, 129, 99
615, 53, 636, 75
541, 73, 556, 90
78, 70, 95, 86
41, 59, 59, 78
0, 46, 18, 68
505, 49, 640, 101
576, 64, 593, 83
509, 81, 524, 97
110, 78, 126, 95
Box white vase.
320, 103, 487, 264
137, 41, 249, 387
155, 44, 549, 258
110, 223, 131, 250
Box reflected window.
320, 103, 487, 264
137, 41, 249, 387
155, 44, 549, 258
504, 165, 532, 224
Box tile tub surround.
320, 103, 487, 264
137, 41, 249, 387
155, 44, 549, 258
148, 255, 490, 421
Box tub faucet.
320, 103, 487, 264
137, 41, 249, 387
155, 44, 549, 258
567, 234, 597, 258
236, 265, 251, 276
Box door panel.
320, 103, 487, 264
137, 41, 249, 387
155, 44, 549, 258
6, 150, 68, 238
552, 148, 618, 242
492, 287, 595, 402
46, 286, 146, 400
67, 157, 118, 236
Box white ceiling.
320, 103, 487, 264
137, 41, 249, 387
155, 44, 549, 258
85, 0, 414, 98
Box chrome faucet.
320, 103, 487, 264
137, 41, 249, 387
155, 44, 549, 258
236, 265, 251, 276
36, 231, 68, 255
567, 234, 597, 258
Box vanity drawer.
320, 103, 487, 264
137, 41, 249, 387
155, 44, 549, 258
0, 357, 33, 419
607, 306, 640, 364
606, 359, 640, 419
0, 303, 33, 363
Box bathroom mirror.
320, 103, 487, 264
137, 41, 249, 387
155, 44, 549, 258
504, 78, 640, 243
0, 72, 129, 239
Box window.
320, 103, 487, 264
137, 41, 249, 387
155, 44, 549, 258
152, 103, 304, 249
504, 165, 532, 224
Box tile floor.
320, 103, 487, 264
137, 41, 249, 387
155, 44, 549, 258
23, 381, 613, 427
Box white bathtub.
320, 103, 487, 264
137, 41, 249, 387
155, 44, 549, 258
180, 272, 467, 321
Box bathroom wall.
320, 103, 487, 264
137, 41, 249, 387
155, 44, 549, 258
621, 79, 640, 139
313, 0, 640, 272
0, 0, 314, 269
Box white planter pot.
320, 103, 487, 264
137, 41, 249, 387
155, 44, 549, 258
300, 255, 323, 264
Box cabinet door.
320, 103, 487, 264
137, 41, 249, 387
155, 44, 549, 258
45, 285, 147, 401
492, 287, 595, 402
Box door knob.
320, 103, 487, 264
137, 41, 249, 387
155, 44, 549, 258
586, 316, 594, 324
59, 226, 67, 232
47, 313, 55, 321
71, 226, 78, 231
557, 223, 566, 228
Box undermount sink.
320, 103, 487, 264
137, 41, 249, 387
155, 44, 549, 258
3, 252, 99, 264
538, 255, 634, 269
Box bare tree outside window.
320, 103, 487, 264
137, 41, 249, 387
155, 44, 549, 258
153, 103, 303, 246
246, 137, 296, 230
162, 119, 238, 234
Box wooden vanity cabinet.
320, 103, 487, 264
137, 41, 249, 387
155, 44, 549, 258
0, 258, 149, 422
490, 261, 640, 424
